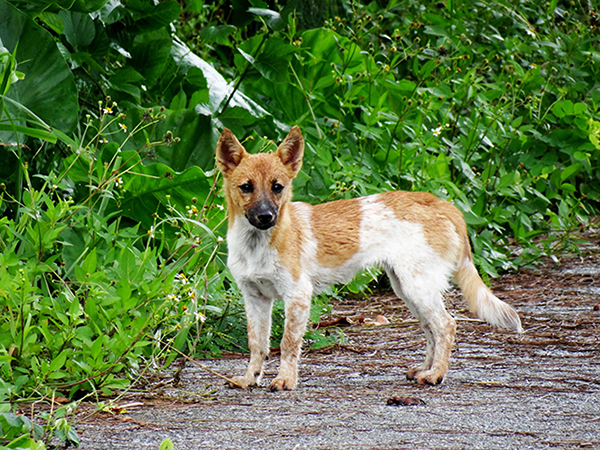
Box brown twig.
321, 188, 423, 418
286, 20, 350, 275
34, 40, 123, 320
147, 335, 244, 389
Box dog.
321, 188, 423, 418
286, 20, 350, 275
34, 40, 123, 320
215, 126, 522, 391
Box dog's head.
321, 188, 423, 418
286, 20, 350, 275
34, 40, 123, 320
216, 126, 304, 230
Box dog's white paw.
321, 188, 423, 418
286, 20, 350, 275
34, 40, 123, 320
268, 375, 297, 391
407, 367, 445, 385
227, 375, 258, 390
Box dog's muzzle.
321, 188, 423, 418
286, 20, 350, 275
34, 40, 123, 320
247, 200, 278, 230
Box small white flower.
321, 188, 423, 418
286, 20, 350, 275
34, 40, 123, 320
167, 294, 180, 302
432, 126, 443, 137
147, 226, 155, 238
217, 236, 224, 244
118, 123, 127, 132
175, 273, 188, 285
195, 312, 206, 323
526, 28, 535, 37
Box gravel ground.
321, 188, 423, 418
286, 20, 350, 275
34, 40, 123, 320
74, 238, 600, 450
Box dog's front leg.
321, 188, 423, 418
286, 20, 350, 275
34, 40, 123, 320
229, 283, 273, 389
269, 286, 312, 391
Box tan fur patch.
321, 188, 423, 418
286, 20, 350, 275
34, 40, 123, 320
378, 191, 466, 262
309, 198, 362, 268
269, 203, 306, 281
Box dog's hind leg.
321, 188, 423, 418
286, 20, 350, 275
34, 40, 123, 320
229, 283, 274, 389
386, 266, 456, 385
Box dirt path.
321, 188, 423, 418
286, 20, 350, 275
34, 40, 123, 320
75, 238, 600, 450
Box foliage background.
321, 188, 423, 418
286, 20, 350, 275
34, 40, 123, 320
0, 0, 599, 444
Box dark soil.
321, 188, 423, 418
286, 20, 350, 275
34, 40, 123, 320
73, 236, 600, 449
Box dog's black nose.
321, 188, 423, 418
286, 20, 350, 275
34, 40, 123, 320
257, 212, 274, 225
247, 200, 278, 230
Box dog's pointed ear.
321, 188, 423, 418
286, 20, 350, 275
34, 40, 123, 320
216, 128, 248, 177
275, 126, 304, 176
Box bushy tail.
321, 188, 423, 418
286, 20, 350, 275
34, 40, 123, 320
454, 238, 523, 333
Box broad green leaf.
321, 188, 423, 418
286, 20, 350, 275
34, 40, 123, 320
38, 11, 65, 34
573, 102, 587, 115
127, 0, 181, 34
90, 336, 103, 360
170, 88, 187, 110
560, 163, 581, 182
114, 153, 218, 231
109, 66, 144, 101
114, 106, 218, 171
200, 25, 236, 46
48, 349, 68, 373
130, 29, 173, 87
171, 37, 270, 119
81, 247, 98, 275
158, 438, 174, 450
6, 0, 108, 13
511, 116, 524, 128
246, 36, 295, 82
60, 10, 96, 49
424, 25, 449, 37
0, 0, 79, 134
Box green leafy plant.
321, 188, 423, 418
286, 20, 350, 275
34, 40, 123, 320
0, 409, 45, 450
0, 103, 234, 403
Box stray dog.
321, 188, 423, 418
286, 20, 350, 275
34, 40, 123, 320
216, 126, 522, 391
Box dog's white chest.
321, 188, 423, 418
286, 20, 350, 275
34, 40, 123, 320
227, 217, 288, 298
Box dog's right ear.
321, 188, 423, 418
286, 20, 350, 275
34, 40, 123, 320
216, 128, 248, 177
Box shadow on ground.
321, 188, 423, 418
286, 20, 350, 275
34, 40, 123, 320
75, 237, 600, 450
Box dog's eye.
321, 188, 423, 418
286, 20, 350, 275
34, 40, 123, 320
239, 182, 254, 194
272, 182, 284, 194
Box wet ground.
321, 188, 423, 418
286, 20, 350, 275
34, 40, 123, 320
74, 237, 600, 450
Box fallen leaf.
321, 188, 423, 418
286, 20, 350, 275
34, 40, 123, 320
375, 315, 389, 325
313, 316, 352, 329
386, 396, 426, 406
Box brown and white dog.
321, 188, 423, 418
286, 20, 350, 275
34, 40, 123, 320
216, 126, 522, 391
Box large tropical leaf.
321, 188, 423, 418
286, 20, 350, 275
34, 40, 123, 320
171, 37, 271, 119
0, 0, 79, 135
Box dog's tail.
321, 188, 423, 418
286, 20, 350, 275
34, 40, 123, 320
454, 237, 523, 333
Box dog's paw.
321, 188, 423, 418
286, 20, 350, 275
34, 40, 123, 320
406, 365, 427, 381
407, 367, 444, 385
268, 376, 297, 392
227, 375, 258, 390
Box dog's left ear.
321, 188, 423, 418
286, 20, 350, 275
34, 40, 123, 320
275, 126, 304, 176
216, 128, 248, 177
